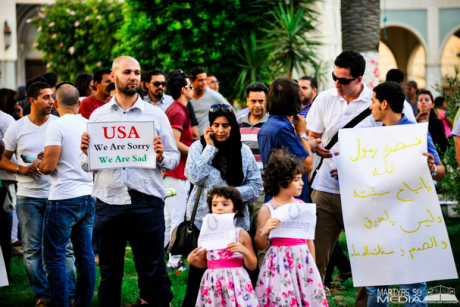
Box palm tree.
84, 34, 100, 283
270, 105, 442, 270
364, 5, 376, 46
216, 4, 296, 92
341, 0, 380, 88
265, 1, 319, 78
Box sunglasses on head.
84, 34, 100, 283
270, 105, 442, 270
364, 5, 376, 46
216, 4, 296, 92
332, 72, 358, 85
152, 81, 166, 87
209, 103, 232, 113
184, 84, 194, 90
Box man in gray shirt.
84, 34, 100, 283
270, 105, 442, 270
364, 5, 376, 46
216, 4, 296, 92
189, 67, 230, 135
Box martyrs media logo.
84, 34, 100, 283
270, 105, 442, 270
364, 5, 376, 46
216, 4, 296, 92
424, 285, 459, 304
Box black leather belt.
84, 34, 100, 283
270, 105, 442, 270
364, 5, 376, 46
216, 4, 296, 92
128, 189, 150, 198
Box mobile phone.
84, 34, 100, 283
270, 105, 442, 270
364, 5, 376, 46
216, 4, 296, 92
21, 154, 35, 163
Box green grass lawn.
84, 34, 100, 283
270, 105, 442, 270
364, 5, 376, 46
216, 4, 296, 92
1, 220, 458, 307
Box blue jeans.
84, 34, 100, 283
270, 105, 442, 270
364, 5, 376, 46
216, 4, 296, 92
94, 192, 172, 307
43, 195, 96, 307
367, 283, 427, 307
16, 196, 76, 302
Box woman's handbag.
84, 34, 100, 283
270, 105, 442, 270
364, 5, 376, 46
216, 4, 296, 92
167, 186, 203, 256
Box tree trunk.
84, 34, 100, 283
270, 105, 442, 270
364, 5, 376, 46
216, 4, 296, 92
341, 0, 380, 88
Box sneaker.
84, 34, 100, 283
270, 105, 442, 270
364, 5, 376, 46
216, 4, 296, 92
11, 247, 23, 257
131, 298, 152, 307
35, 298, 50, 307
167, 259, 186, 271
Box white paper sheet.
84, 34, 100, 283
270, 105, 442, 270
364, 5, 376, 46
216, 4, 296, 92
87, 121, 156, 170
198, 213, 236, 250
337, 123, 457, 286
269, 203, 316, 240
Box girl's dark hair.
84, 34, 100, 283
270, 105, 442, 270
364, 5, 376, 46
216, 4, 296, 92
263, 149, 305, 195
0, 88, 17, 116
74, 73, 94, 97
206, 186, 244, 218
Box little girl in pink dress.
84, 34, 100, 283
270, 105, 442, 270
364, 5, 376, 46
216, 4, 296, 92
255, 150, 328, 307
188, 186, 259, 307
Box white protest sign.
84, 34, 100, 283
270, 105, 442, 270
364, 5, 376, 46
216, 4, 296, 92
198, 213, 236, 250
87, 121, 156, 170
337, 123, 457, 286
270, 203, 316, 240
0, 247, 8, 287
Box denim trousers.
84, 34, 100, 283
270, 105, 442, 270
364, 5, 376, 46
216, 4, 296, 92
94, 193, 172, 307
16, 196, 76, 302
367, 283, 427, 307
43, 195, 96, 307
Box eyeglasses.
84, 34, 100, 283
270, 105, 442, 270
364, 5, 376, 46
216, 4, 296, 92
332, 72, 358, 85
184, 84, 194, 90
209, 103, 232, 113
151, 81, 166, 87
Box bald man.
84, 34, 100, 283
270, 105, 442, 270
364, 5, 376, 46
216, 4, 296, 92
80, 56, 180, 307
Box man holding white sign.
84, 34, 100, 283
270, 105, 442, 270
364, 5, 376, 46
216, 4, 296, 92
361, 81, 445, 306
80, 56, 180, 307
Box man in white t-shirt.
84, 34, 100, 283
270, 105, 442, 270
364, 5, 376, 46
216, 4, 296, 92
0, 82, 76, 307
32, 84, 95, 307
306, 51, 378, 305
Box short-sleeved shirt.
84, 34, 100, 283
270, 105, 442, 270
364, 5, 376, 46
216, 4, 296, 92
187, 101, 199, 127
258, 115, 310, 202
299, 103, 313, 118
165, 101, 193, 180
237, 112, 269, 171
45, 114, 93, 200
306, 82, 380, 194
395, 115, 440, 164
3, 115, 58, 198
0, 111, 17, 181
80, 96, 107, 119
190, 88, 230, 135
143, 93, 174, 113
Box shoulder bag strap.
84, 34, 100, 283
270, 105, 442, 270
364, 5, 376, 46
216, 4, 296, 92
309, 107, 372, 185
188, 185, 203, 227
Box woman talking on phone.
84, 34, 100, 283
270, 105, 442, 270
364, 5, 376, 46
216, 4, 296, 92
181, 103, 262, 307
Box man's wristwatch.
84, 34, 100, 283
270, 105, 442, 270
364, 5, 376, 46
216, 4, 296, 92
431, 164, 438, 177
36, 163, 42, 174
158, 155, 164, 164
298, 133, 308, 141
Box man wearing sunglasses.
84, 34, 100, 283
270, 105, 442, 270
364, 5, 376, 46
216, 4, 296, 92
306, 50, 380, 289
163, 70, 194, 271
144, 70, 174, 113
189, 67, 230, 135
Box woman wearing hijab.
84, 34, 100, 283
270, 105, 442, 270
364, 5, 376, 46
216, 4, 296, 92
181, 103, 263, 307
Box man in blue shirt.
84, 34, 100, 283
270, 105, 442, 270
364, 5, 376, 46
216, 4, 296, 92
257, 78, 313, 202
364, 81, 445, 307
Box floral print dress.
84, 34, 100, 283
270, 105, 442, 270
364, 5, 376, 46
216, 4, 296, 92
196, 227, 259, 307
255, 202, 328, 307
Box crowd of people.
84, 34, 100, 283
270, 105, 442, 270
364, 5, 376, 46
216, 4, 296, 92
0, 49, 453, 307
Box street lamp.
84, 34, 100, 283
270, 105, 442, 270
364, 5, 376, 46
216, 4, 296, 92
4, 21, 12, 50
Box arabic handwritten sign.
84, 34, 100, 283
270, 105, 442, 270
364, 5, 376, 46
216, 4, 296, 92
198, 213, 236, 250
337, 123, 457, 286
270, 203, 316, 240
87, 121, 156, 170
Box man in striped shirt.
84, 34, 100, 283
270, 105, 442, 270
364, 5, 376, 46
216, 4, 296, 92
237, 82, 269, 274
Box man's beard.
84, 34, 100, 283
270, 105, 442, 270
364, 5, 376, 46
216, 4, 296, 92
301, 97, 311, 106
153, 91, 163, 99
116, 77, 138, 96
